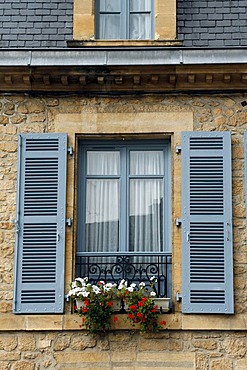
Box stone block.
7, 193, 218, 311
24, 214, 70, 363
54, 352, 110, 364
18, 334, 36, 352
210, 358, 233, 370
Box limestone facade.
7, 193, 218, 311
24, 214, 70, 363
0, 93, 247, 369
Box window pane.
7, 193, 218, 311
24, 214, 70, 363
129, 179, 163, 252
129, 13, 151, 39
99, 0, 121, 12
130, 0, 152, 11
130, 151, 164, 175
99, 14, 121, 39
87, 151, 120, 175
86, 179, 119, 252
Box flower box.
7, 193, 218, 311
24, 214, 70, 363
152, 298, 170, 313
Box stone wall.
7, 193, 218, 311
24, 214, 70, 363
1, 330, 247, 369
0, 93, 247, 369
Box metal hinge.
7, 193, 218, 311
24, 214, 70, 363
175, 218, 182, 227
66, 218, 72, 227
176, 292, 183, 302
176, 145, 182, 154
67, 147, 73, 156
64, 294, 70, 302
12, 219, 20, 233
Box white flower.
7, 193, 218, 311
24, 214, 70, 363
150, 291, 156, 297
127, 287, 134, 292
150, 276, 157, 283
139, 282, 145, 288
130, 283, 136, 288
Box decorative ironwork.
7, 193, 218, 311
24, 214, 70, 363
75, 252, 172, 298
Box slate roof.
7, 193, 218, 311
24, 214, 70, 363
0, 0, 73, 48
0, 0, 247, 48
177, 0, 247, 47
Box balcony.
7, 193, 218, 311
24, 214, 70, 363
75, 252, 172, 298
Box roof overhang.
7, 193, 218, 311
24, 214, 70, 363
0, 47, 247, 93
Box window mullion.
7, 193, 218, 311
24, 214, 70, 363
120, 147, 128, 252
125, 0, 129, 39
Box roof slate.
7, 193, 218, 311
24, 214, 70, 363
0, 0, 73, 48
0, 0, 246, 48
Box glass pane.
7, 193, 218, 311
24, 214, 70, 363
130, 150, 163, 175
130, 0, 151, 11
87, 151, 120, 175
100, 14, 121, 39
99, 0, 121, 12
129, 13, 151, 39
129, 179, 163, 252
85, 179, 119, 252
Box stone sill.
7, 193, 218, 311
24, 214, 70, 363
0, 312, 246, 331
67, 39, 182, 48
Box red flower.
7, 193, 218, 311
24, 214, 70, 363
142, 297, 148, 302
113, 316, 118, 322
160, 320, 167, 326
82, 317, 85, 323
74, 305, 77, 310
151, 308, 157, 313
84, 300, 89, 306
138, 301, 144, 307
137, 312, 143, 318
129, 304, 137, 311
128, 313, 135, 320
107, 301, 113, 306
82, 307, 88, 313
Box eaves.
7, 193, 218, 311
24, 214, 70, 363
0, 47, 246, 94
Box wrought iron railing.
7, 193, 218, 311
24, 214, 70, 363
75, 252, 172, 298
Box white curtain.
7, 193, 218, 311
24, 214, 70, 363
85, 152, 119, 252
129, 151, 163, 252
129, 0, 152, 40
85, 150, 163, 253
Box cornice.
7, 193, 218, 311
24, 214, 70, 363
0, 48, 246, 93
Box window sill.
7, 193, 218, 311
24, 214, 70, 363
67, 40, 183, 48
2, 312, 244, 332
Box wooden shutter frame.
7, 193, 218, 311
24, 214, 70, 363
181, 131, 234, 314
13, 133, 67, 314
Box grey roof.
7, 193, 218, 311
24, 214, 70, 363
177, 0, 247, 47
0, 0, 73, 48
0, 0, 247, 48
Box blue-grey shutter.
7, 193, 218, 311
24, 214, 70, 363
181, 132, 234, 314
13, 133, 67, 314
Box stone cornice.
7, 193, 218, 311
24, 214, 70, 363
0, 48, 246, 93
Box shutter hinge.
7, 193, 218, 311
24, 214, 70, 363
66, 218, 72, 227
176, 145, 182, 153
67, 147, 73, 156
176, 292, 183, 302
64, 294, 70, 302
175, 218, 182, 227
12, 219, 20, 233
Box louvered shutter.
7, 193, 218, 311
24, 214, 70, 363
13, 133, 67, 314
181, 132, 234, 314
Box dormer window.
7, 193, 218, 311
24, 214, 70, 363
95, 0, 154, 40
72, 0, 177, 44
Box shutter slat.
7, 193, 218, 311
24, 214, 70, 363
13, 133, 67, 314
181, 132, 234, 314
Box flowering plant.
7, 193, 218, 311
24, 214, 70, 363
68, 278, 118, 334
123, 277, 166, 333
67, 276, 167, 334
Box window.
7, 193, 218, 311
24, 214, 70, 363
13, 132, 234, 314
76, 139, 171, 298
95, 0, 154, 40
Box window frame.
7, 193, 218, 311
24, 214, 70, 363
77, 139, 171, 255
95, 0, 155, 40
